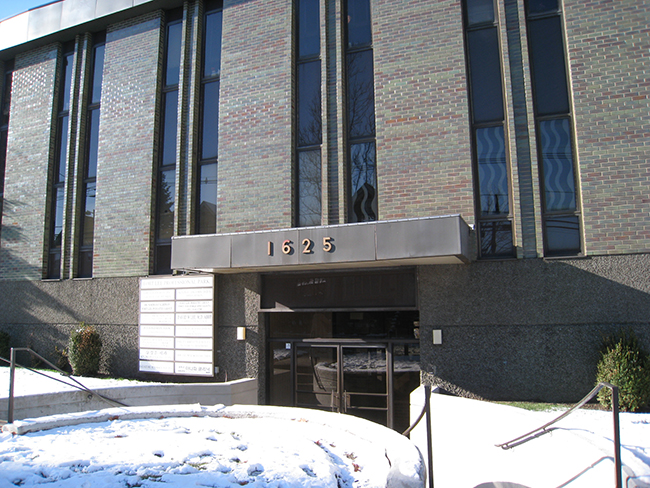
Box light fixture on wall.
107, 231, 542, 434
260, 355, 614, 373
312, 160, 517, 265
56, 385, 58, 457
237, 327, 246, 341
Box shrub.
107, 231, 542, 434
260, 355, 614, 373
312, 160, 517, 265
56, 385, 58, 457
68, 324, 102, 376
0, 330, 10, 365
596, 330, 650, 412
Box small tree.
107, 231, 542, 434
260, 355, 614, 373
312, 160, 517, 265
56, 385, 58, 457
68, 324, 102, 376
596, 330, 650, 412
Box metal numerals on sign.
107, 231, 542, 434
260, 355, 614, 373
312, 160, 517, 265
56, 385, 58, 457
267, 237, 334, 256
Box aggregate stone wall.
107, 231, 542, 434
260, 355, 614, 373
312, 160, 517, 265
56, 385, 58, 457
0, 277, 141, 378
418, 253, 650, 402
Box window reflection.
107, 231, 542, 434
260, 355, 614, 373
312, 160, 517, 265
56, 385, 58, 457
298, 150, 321, 227
350, 142, 377, 222
347, 50, 375, 139
477, 126, 508, 215
158, 170, 175, 240
198, 162, 217, 234
539, 118, 576, 212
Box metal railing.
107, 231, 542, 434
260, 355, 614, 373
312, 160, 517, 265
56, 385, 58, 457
496, 382, 622, 488
403, 384, 434, 488
3, 347, 127, 424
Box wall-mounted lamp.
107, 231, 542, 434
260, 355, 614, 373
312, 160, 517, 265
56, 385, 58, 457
237, 327, 246, 341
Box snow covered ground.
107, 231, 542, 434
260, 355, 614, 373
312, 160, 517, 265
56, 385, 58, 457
1, 367, 650, 488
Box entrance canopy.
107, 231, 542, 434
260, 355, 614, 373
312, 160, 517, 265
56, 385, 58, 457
171, 214, 471, 274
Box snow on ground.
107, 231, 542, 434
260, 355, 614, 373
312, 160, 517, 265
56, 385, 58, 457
2, 367, 650, 488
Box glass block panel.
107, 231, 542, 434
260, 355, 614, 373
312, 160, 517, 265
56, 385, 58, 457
545, 215, 580, 254
539, 118, 576, 212
476, 126, 508, 215
298, 150, 322, 227
349, 141, 377, 222
479, 220, 514, 257
198, 162, 218, 234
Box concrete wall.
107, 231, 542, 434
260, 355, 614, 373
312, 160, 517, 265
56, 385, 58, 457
0, 377, 258, 421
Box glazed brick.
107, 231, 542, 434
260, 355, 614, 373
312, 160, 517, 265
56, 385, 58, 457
93, 12, 163, 278
565, 0, 650, 255
373, 0, 475, 223
0, 44, 58, 280
217, 0, 293, 233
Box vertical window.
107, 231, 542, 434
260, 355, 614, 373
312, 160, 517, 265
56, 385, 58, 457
196, 1, 223, 235
525, 0, 580, 255
78, 33, 105, 278
47, 45, 74, 279
345, 0, 377, 223
0, 61, 13, 239
155, 10, 183, 274
462, 0, 514, 258
295, 0, 322, 227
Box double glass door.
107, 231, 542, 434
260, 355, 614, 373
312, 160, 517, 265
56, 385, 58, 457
295, 344, 389, 425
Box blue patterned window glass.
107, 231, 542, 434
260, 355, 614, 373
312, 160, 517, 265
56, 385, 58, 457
539, 118, 576, 212
350, 142, 377, 222
476, 126, 509, 215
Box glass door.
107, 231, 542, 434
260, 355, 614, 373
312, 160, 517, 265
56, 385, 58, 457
341, 345, 388, 426
295, 345, 339, 412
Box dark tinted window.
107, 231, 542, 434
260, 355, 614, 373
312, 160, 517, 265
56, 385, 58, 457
466, 0, 494, 25
539, 118, 576, 211
165, 21, 182, 86
349, 141, 377, 222
56, 116, 69, 182
298, 0, 320, 58
476, 126, 508, 215
86, 109, 100, 178
198, 162, 217, 234
527, 0, 558, 15
90, 44, 105, 104
297, 61, 322, 146
347, 50, 375, 139
527, 16, 569, 116
298, 150, 321, 227
204, 10, 223, 78
81, 182, 96, 247
467, 28, 504, 123
201, 80, 220, 160
346, 0, 372, 48
161, 91, 179, 166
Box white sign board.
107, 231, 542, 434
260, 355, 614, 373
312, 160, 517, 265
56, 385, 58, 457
138, 275, 215, 376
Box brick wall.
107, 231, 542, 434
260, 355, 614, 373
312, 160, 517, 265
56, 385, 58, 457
373, 0, 475, 223
0, 44, 58, 280
94, 12, 163, 277
567, 0, 650, 255
217, 0, 293, 233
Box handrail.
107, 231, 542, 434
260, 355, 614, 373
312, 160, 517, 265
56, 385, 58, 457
4, 347, 128, 424
402, 384, 434, 488
496, 382, 622, 488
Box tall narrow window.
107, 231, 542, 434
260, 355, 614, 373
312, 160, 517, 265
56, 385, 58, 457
345, 0, 377, 223
48, 45, 74, 279
196, 0, 223, 235
525, 0, 580, 255
0, 61, 13, 238
154, 10, 183, 274
462, 0, 514, 258
78, 33, 105, 278
295, 0, 322, 227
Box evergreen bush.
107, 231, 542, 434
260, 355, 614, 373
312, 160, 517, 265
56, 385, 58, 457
596, 330, 650, 412
68, 324, 102, 376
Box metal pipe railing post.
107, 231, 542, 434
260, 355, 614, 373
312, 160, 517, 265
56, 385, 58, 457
611, 385, 622, 488
8, 347, 16, 423
424, 384, 434, 488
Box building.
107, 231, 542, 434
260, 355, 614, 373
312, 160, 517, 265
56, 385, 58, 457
0, 0, 648, 430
